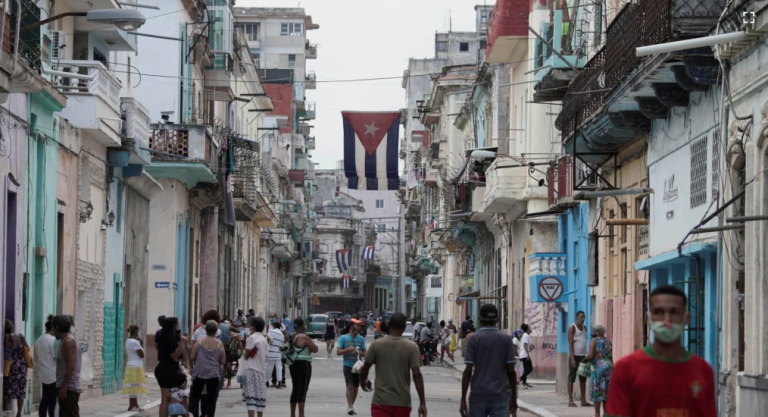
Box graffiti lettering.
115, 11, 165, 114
541, 342, 556, 350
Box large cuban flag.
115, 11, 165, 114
342, 111, 401, 190
336, 249, 352, 273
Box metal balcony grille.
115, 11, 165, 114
150, 129, 189, 158
690, 136, 707, 209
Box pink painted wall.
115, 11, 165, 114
524, 299, 558, 379
600, 294, 642, 363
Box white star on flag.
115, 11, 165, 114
364, 122, 380, 136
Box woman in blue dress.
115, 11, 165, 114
583, 324, 613, 417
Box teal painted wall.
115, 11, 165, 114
24, 90, 64, 342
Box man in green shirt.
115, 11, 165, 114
360, 312, 427, 417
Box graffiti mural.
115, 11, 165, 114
523, 298, 558, 379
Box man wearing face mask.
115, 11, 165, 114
567, 311, 591, 407
606, 285, 716, 417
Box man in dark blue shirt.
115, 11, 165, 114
460, 305, 517, 417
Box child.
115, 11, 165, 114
168, 369, 189, 417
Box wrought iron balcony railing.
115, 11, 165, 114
556, 47, 605, 139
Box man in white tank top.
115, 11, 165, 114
567, 311, 591, 407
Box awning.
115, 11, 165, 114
634, 241, 717, 271
520, 210, 566, 220
457, 290, 480, 301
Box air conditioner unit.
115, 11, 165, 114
50, 30, 66, 61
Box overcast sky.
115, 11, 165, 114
238, 0, 485, 169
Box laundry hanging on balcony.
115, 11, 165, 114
336, 249, 352, 273
361, 246, 375, 260
341, 111, 401, 190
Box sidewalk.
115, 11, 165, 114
445, 352, 593, 417
78, 372, 162, 417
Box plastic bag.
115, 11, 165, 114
351, 359, 364, 374
80, 352, 94, 385
236, 357, 247, 377
514, 360, 524, 380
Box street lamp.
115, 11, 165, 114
80, 202, 94, 223
19, 9, 146, 34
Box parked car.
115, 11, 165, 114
325, 311, 343, 321
306, 314, 329, 339
402, 322, 426, 341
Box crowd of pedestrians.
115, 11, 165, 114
0, 285, 718, 417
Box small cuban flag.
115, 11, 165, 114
361, 246, 375, 260
336, 249, 352, 273
342, 111, 401, 190
342, 275, 351, 289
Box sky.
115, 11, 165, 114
237, 0, 486, 169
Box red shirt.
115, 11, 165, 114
606, 346, 716, 417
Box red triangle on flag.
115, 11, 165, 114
342, 112, 400, 156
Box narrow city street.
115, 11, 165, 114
189, 337, 536, 417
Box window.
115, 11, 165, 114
288, 54, 296, 68
594, 1, 603, 46
375, 199, 384, 209
460, 42, 469, 52
690, 136, 708, 208
280, 22, 303, 36
480, 9, 492, 23
240, 23, 259, 41
431, 276, 442, 288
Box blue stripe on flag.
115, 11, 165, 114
385, 115, 400, 190
365, 148, 378, 190
342, 116, 358, 189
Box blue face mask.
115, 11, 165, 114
269, 318, 276, 324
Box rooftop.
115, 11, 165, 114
234, 7, 319, 28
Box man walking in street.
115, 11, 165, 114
232, 309, 246, 332
337, 319, 367, 415
55, 315, 81, 417
460, 304, 517, 417
410, 318, 421, 343
606, 285, 716, 417
518, 324, 533, 389
360, 312, 427, 417
567, 310, 591, 407
460, 315, 472, 342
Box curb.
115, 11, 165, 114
446, 361, 560, 417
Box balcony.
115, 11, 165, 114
532, 9, 587, 103
305, 71, 316, 89
144, 123, 219, 188
204, 54, 235, 102
289, 169, 305, 184
297, 101, 316, 120
485, 0, 529, 63
53, 61, 123, 146
484, 158, 526, 213
555, 0, 726, 163
264, 227, 296, 259
120, 97, 151, 166
305, 43, 317, 60
181, 0, 208, 21
470, 186, 489, 222
293, 134, 306, 154
272, 145, 290, 179
306, 136, 316, 150
231, 135, 276, 224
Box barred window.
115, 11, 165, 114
690, 136, 708, 208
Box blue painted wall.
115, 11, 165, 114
556, 203, 593, 355
25, 91, 64, 341
174, 213, 191, 330
646, 250, 718, 367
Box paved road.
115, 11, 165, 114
207, 339, 534, 417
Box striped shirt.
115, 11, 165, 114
267, 328, 284, 360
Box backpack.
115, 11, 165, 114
285, 334, 307, 366
226, 338, 242, 362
